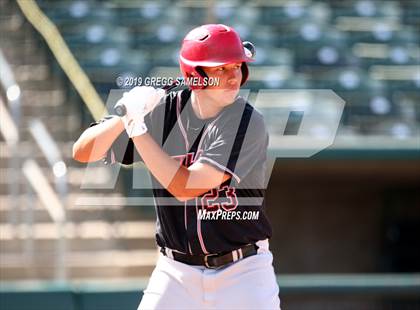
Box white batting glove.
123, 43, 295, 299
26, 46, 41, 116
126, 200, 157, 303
115, 86, 165, 138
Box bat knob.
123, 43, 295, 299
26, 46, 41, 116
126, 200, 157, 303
114, 104, 126, 117
243, 41, 256, 59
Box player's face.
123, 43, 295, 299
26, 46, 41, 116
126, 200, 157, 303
200, 62, 242, 106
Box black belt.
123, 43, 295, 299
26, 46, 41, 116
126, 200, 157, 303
160, 244, 258, 269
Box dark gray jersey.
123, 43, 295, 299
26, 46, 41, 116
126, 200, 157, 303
90, 89, 272, 254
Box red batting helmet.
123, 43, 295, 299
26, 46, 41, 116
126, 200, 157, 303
179, 24, 254, 89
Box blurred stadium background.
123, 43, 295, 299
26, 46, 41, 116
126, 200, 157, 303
1, 0, 419, 309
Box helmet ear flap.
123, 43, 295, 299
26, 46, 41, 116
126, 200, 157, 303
240, 62, 249, 86
195, 67, 208, 80
183, 67, 209, 90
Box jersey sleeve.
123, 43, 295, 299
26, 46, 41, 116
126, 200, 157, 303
87, 93, 170, 165
197, 107, 269, 183
88, 114, 154, 165
88, 115, 142, 165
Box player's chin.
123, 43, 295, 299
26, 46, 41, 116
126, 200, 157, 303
219, 88, 240, 104
205, 87, 239, 105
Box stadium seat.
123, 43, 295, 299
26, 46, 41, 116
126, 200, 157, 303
61, 23, 131, 49
305, 67, 389, 126
369, 65, 420, 91
251, 47, 294, 67
131, 23, 189, 49
221, 3, 261, 26
245, 66, 310, 90
41, 2, 116, 27
391, 90, 420, 122
348, 28, 418, 46
352, 43, 420, 67
328, 0, 401, 19
149, 46, 180, 67
399, 0, 420, 28
256, 0, 317, 27
112, 1, 167, 27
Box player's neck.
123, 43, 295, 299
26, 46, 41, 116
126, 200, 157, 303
191, 91, 223, 120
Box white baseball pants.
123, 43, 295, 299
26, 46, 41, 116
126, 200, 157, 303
137, 239, 280, 310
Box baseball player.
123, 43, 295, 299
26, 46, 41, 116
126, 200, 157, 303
73, 24, 280, 309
